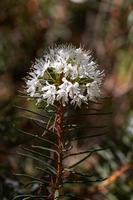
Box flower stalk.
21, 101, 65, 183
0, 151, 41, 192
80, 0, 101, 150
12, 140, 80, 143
53, 104, 65, 199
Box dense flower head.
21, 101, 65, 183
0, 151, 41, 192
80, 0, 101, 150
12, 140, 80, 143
26, 44, 104, 107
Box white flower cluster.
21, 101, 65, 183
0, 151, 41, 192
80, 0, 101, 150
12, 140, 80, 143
26, 45, 104, 107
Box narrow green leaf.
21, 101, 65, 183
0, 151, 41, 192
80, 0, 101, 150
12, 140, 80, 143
63, 148, 108, 159
18, 152, 57, 175
64, 124, 109, 129
65, 169, 94, 178
22, 147, 55, 162
68, 148, 108, 169
32, 145, 59, 156
63, 178, 106, 184
16, 128, 58, 147
12, 194, 47, 200
71, 132, 107, 141
56, 194, 82, 200
15, 173, 49, 184
21, 115, 46, 124
79, 112, 112, 115
14, 105, 49, 118
68, 112, 112, 119
36, 167, 53, 175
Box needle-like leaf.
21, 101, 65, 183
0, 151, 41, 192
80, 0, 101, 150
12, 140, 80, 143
16, 128, 58, 147
68, 148, 108, 169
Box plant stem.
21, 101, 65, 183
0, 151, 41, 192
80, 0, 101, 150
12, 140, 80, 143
50, 104, 65, 199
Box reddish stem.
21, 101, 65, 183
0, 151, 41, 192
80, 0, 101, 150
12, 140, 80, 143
50, 104, 65, 199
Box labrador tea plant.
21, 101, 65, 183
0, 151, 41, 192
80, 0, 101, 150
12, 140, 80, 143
14, 45, 106, 200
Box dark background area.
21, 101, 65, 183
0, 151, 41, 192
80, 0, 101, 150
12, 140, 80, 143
0, 0, 133, 199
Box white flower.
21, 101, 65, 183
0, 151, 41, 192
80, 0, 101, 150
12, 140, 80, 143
68, 82, 80, 99
26, 73, 40, 97
34, 58, 50, 77
56, 89, 69, 106
56, 78, 71, 105
26, 44, 104, 107
42, 82, 57, 105
71, 94, 87, 107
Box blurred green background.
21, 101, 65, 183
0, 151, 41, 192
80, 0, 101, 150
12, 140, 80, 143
0, 0, 133, 199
